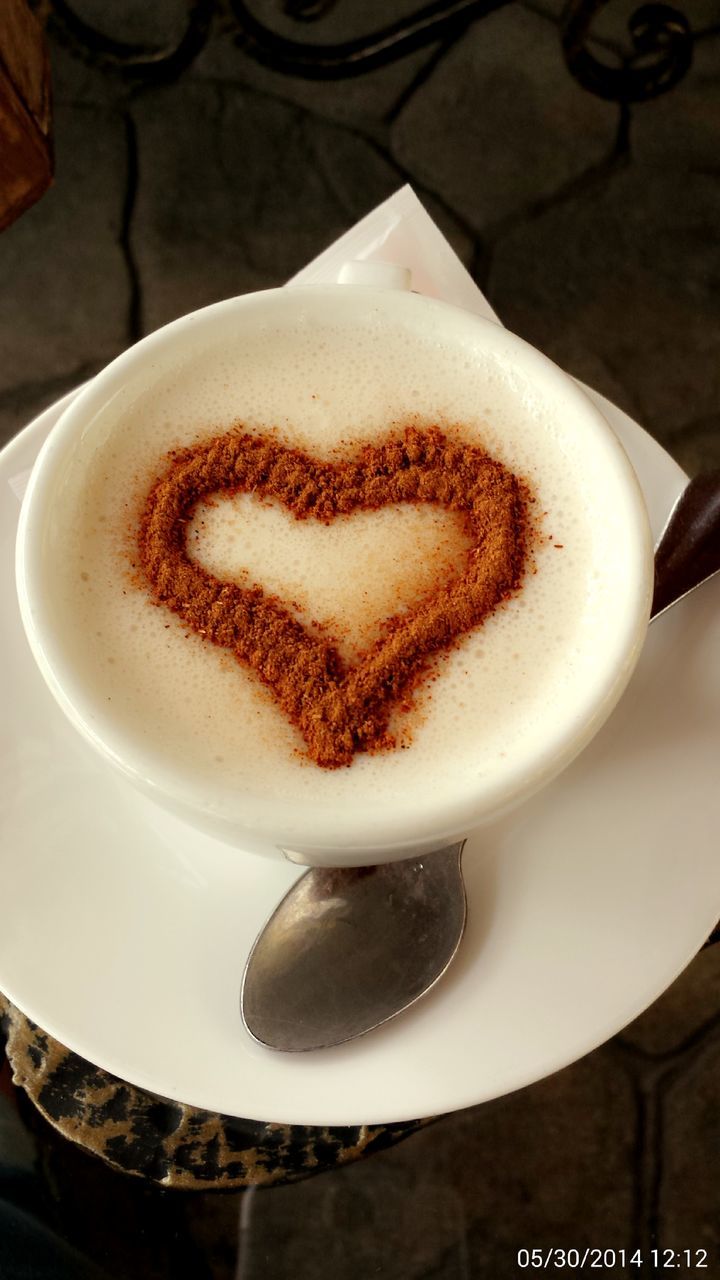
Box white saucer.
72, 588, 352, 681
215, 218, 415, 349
2, 388, 719, 1127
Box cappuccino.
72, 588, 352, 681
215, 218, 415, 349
28, 291, 648, 849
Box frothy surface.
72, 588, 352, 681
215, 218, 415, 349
42, 302, 634, 826
190, 494, 472, 665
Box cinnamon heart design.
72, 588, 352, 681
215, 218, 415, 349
139, 426, 529, 768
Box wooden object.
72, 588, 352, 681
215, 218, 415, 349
0, 0, 53, 231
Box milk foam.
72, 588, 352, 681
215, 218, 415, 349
45, 311, 629, 820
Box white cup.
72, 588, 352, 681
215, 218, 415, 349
16, 273, 653, 865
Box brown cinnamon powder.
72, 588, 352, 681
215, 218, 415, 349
138, 425, 531, 768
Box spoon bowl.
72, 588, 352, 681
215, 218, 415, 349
242, 842, 466, 1052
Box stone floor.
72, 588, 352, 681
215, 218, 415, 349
1, 1, 719, 1276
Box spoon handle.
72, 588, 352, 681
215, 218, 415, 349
651, 471, 720, 619
651, 471, 720, 948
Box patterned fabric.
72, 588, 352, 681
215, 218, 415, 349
0, 993, 429, 1189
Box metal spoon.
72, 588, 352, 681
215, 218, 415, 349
242, 471, 720, 1052
241, 842, 465, 1052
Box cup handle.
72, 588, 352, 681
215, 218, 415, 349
337, 260, 412, 291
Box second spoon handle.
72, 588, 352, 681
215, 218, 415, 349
652, 471, 720, 619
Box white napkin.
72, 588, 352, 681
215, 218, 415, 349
8, 468, 31, 502
289, 184, 500, 324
